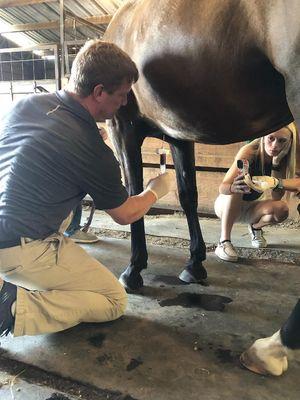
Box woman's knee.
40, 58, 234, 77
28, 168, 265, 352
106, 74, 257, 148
214, 193, 241, 218
274, 202, 289, 222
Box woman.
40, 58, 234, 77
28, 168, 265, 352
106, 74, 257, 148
214, 123, 297, 262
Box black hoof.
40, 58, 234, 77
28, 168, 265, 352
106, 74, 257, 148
119, 267, 144, 291
178, 264, 207, 284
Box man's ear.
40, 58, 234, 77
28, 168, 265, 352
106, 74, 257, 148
93, 84, 104, 102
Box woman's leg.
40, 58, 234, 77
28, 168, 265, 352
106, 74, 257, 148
214, 194, 244, 261
246, 199, 289, 248
248, 200, 289, 228
214, 193, 244, 241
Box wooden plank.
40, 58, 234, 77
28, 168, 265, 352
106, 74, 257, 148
194, 142, 244, 168
141, 137, 244, 168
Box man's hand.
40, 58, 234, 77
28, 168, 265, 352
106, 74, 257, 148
146, 172, 172, 200
244, 174, 279, 193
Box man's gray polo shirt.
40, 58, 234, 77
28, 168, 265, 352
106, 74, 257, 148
0, 90, 128, 240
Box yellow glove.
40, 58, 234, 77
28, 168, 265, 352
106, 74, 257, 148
244, 174, 279, 193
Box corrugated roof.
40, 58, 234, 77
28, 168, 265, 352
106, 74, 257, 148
0, 0, 124, 47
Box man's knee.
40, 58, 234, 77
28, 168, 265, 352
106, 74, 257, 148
109, 284, 128, 320
116, 286, 128, 316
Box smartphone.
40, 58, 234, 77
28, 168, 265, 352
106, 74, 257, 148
236, 159, 249, 175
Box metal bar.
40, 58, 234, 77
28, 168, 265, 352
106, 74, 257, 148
59, 0, 65, 80
0, 44, 59, 53
53, 44, 60, 90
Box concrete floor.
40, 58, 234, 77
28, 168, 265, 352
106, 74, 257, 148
0, 214, 300, 399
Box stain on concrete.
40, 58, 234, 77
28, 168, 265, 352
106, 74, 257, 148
96, 353, 112, 365
88, 333, 106, 348
153, 275, 184, 286
215, 348, 238, 364
126, 358, 143, 371
158, 293, 232, 311
153, 275, 209, 287
45, 394, 71, 400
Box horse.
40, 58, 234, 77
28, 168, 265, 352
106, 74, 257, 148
104, 0, 299, 290
104, 0, 300, 376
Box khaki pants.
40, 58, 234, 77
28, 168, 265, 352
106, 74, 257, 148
0, 217, 127, 336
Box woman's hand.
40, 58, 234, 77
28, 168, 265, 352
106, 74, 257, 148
244, 174, 279, 192
229, 174, 251, 194
272, 137, 292, 168
98, 126, 108, 141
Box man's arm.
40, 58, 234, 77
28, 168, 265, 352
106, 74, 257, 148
105, 172, 172, 225
105, 190, 157, 225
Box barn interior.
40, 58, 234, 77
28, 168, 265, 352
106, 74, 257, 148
0, 1, 300, 399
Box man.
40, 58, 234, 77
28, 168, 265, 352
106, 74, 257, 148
0, 40, 171, 337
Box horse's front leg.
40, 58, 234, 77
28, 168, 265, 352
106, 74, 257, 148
108, 116, 148, 291
169, 140, 207, 283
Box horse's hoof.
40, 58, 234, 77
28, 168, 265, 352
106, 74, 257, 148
178, 266, 207, 284
239, 351, 269, 376
119, 270, 144, 292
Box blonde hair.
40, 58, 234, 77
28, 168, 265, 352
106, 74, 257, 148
256, 122, 297, 178
285, 122, 297, 179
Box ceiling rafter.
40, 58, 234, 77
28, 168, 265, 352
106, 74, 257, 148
0, 13, 112, 33
0, 0, 56, 8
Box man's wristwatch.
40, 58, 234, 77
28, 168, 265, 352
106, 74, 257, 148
274, 178, 284, 191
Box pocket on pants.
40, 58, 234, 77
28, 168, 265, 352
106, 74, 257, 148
0, 246, 23, 276
22, 240, 57, 272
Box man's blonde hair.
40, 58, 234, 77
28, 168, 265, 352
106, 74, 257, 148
69, 40, 139, 97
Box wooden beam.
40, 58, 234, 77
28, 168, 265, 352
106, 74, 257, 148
0, 14, 112, 33
0, 0, 56, 8
65, 10, 104, 34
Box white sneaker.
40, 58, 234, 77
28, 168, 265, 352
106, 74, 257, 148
248, 225, 267, 248
68, 229, 99, 244
215, 240, 238, 262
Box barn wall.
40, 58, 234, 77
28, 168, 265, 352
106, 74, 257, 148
141, 138, 243, 215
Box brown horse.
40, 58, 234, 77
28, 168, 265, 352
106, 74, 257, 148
104, 0, 299, 290
104, 0, 300, 375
